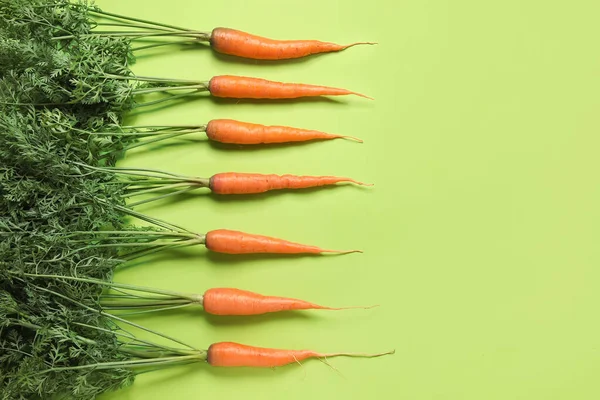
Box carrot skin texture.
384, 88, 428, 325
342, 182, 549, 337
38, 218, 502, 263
202, 288, 333, 315
210, 27, 372, 60
207, 342, 394, 368
204, 229, 358, 255
208, 75, 372, 100
209, 172, 369, 195
207, 342, 319, 367
205, 119, 361, 144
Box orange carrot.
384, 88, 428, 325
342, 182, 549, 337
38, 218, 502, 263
205, 119, 362, 144
207, 342, 394, 368
204, 229, 360, 255
208, 75, 372, 100
210, 27, 375, 60
209, 172, 371, 195
202, 288, 373, 316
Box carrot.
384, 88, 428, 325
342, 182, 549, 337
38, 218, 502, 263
209, 172, 371, 195
210, 27, 375, 60
207, 342, 394, 368
204, 229, 360, 255
202, 288, 373, 316
205, 119, 362, 144
208, 75, 373, 100
28, 274, 374, 316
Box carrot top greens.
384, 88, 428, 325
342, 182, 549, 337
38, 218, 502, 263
0, 1, 155, 397
0, 1, 385, 398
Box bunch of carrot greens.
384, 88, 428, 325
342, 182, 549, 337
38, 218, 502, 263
0, 1, 391, 398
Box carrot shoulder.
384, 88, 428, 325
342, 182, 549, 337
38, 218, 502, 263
210, 27, 375, 60
208, 75, 372, 100
209, 172, 371, 194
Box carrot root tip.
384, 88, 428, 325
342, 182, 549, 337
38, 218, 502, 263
352, 92, 375, 100
351, 180, 374, 187
328, 304, 380, 310
340, 135, 364, 143
319, 349, 395, 359
343, 42, 378, 49
323, 249, 363, 254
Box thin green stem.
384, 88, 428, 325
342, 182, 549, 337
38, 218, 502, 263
80, 242, 181, 249
121, 240, 200, 261
117, 303, 195, 317
89, 9, 192, 32
119, 347, 194, 359
133, 91, 203, 109
52, 31, 205, 41
133, 40, 198, 52
69, 235, 177, 243
76, 162, 192, 179
108, 303, 195, 316
94, 22, 177, 32
26, 283, 197, 350
67, 231, 195, 238
73, 322, 192, 355
122, 181, 183, 188
102, 299, 193, 309
21, 273, 197, 300
121, 125, 204, 130
90, 132, 165, 137
102, 291, 180, 301
123, 182, 194, 198
103, 74, 203, 84
113, 131, 196, 154
126, 186, 203, 208
112, 203, 197, 234
130, 84, 209, 96
38, 354, 204, 374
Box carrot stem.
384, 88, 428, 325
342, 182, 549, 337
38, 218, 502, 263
52, 31, 203, 41
130, 84, 209, 96
121, 240, 197, 261
112, 303, 195, 317
93, 22, 178, 32
89, 9, 192, 32
104, 74, 202, 84
126, 186, 202, 208
121, 125, 205, 130
122, 182, 193, 198
36, 354, 205, 374
102, 299, 193, 309
108, 131, 197, 155
133, 40, 198, 52
133, 91, 202, 109
21, 273, 200, 302
24, 282, 196, 350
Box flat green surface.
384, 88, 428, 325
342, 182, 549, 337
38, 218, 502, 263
96, 0, 600, 399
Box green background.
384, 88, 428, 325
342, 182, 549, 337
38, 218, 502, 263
96, 0, 600, 399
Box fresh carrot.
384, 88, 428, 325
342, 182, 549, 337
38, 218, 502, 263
209, 27, 375, 60
208, 75, 373, 100
24, 274, 372, 316
205, 119, 362, 144
75, 9, 376, 60
202, 288, 373, 316
204, 229, 361, 255
209, 172, 371, 195
207, 342, 394, 368
60, 203, 362, 257
79, 166, 371, 206
81, 74, 371, 104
